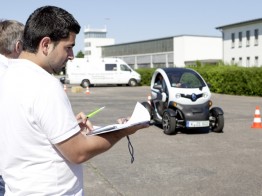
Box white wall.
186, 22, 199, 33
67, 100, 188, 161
84, 38, 114, 60
173, 36, 222, 67
222, 22, 262, 67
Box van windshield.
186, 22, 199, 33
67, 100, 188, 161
120, 64, 131, 71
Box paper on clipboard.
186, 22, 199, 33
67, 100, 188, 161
88, 102, 150, 135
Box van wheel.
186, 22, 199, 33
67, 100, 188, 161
128, 79, 138, 87
81, 79, 90, 88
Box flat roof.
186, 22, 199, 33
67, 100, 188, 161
216, 18, 262, 30
105, 34, 221, 47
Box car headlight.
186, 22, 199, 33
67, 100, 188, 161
202, 92, 209, 98
175, 93, 181, 99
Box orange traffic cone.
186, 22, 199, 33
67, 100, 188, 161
251, 106, 262, 128
147, 94, 151, 105
63, 84, 67, 92
85, 86, 90, 95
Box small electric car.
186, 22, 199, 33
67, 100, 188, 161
142, 68, 224, 135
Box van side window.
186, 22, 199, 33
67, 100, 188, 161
120, 64, 131, 71
105, 64, 117, 71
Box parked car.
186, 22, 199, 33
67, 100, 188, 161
141, 67, 224, 135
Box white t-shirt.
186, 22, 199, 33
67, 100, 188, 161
0, 59, 84, 195
0, 54, 8, 177
0, 54, 8, 77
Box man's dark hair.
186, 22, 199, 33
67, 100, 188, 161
23, 6, 81, 53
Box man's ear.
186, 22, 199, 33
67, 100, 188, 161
15, 40, 23, 54
40, 37, 51, 56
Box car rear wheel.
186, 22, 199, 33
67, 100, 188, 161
162, 110, 177, 135
210, 108, 224, 133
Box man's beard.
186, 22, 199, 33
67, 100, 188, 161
49, 63, 65, 75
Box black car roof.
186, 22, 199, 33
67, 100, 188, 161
161, 67, 195, 74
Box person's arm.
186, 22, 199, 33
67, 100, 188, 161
55, 123, 148, 164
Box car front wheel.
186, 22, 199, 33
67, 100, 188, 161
162, 110, 177, 135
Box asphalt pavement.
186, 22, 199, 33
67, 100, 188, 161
66, 85, 262, 196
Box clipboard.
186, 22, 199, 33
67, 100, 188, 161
87, 102, 150, 135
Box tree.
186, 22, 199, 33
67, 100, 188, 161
75, 50, 84, 58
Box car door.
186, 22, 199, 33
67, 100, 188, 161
152, 73, 168, 116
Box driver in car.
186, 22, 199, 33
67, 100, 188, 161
169, 74, 182, 88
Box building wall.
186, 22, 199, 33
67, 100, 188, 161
83, 26, 115, 60
119, 52, 174, 69
84, 38, 114, 60
221, 22, 262, 67
101, 37, 174, 69
102, 36, 222, 69
173, 36, 222, 67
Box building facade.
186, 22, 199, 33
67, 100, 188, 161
84, 26, 115, 60
216, 18, 262, 67
101, 35, 222, 69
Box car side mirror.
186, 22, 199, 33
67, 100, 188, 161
161, 92, 167, 102
153, 84, 163, 90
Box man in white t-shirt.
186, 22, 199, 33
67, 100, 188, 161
0, 6, 148, 195
0, 54, 8, 75
0, 19, 24, 196
0, 20, 24, 76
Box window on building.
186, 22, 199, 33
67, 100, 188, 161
85, 42, 91, 47
238, 32, 242, 47
255, 56, 259, 66
254, 29, 259, 46
246, 57, 250, 67
231, 58, 235, 65
239, 57, 242, 66
85, 50, 91, 56
231, 33, 235, 48
246, 30, 250, 47
85, 32, 107, 38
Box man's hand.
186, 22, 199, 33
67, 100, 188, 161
76, 112, 93, 134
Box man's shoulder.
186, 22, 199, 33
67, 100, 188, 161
0, 54, 8, 68
7, 59, 62, 90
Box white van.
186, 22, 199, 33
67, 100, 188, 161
63, 58, 141, 87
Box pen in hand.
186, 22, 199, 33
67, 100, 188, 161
77, 106, 105, 124
86, 106, 105, 118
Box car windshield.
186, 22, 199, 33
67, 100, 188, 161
167, 71, 206, 89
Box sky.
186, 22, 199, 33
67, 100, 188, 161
2, 0, 262, 54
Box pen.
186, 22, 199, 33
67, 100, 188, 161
86, 106, 105, 118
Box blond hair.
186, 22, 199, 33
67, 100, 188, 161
0, 20, 24, 57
